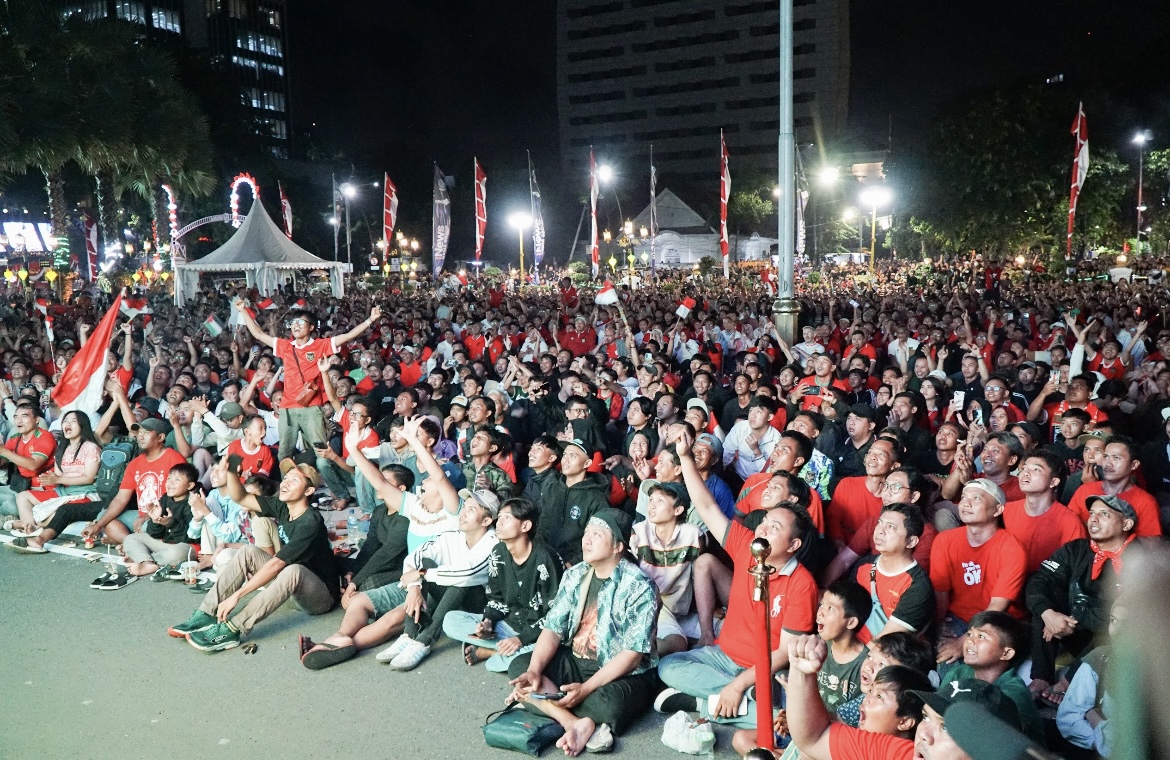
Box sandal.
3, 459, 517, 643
463, 642, 490, 666
6, 537, 48, 554
1038, 684, 1067, 708
302, 643, 356, 670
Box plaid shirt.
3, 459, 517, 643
541, 557, 658, 674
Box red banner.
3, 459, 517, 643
720, 130, 731, 277
474, 158, 487, 262
1067, 103, 1089, 256
383, 172, 398, 257
590, 149, 599, 277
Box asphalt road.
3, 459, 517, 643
0, 548, 737, 760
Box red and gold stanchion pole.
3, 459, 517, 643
749, 538, 777, 752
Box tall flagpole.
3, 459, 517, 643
528, 150, 536, 283
331, 173, 340, 262
649, 144, 656, 283
773, 0, 799, 346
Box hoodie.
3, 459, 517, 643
553, 471, 610, 566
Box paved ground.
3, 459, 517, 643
0, 547, 740, 759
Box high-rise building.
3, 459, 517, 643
61, 0, 292, 158
556, 0, 850, 182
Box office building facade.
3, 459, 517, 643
557, 0, 850, 182
62, 0, 292, 157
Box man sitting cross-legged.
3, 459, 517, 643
442, 497, 562, 672
655, 431, 818, 730
167, 457, 341, 652
506, 508, 659, 757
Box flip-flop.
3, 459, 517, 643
302, 643, 356, 670
1038, 684, 1067, 708
463, 642, 489, 666
5, 537, 47, 554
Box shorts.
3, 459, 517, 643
658, 607, 718, 641
97, 506, 139, 531
364, 583, 408, 618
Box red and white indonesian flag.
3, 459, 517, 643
34, 297, 49, 315
1067, 103, 1089, 256
383, 172, 398, 253
595, 281, 619, 305
52, 292, 123, 416
44, 315, 54, 342
120, 297, 152, 319
676, 297, 697, 320
719, 130, 731, 278
474, 158, 487, 262
279, 182, 293, 239
257, 297, 277, 310
589, 148, 600, 277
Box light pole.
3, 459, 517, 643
507, 211, 533, 286
1133, 131, 1151, 248
340, 182, 356, 267
859, 186, 892, 270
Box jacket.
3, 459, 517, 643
555, 472, 610, 566
1026, 538, 1129, 635
483, 540, 563, 645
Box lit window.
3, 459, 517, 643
152, 7, 182, 33
115, 1, 146, 24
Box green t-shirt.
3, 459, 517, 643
817, 644, 867, 714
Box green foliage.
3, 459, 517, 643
484, 265, 504, 279
698, 256, 717, 276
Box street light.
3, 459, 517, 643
817, 167, 840, 187
597, 165, 615, 184
340, 183, 357, 199
507, 211, 533, 284
1133, 131, 1152, 248
858, 186, 893, 269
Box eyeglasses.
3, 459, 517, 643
880, 481, 905, 492
285, 318, 309, 327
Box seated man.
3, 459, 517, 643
167, 458, 341, 652
314, 365, 379, 511
1025, 494, 1139, 702
1002, 450, 1086, 574
938, 610, 1044, 744
656, 433, 818, 730
0, 404, 56, 520
827, 438, 900, 549
121, 463, 199, 578
442, 497, 562, 672
378, 488, 499, 671
833, 631, 937, 729
506, 508, 659, 756
629, 482, 702, 655
852, 503, 935, 643
930, 478, 1027, 667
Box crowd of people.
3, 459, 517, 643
2, 254, 1168, 758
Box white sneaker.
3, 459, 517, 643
388, 640, 431, 671
585, 722, 614, 753
375, 635, 414, 663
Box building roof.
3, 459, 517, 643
633, 189, 715, 235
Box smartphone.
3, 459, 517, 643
973, 408, 984, 427
528, 692, 566, 701
312, 442, 328, 450
805, 386, 820, 397
954, 391, 966, 408
708, 693, 750, 717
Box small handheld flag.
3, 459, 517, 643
595, 281, 619, 305
204, 314, 225, 337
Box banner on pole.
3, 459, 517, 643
719, 131, 731, 278
528, 153, 546, 282
433, 166, 451, 276
589, 148, 599, 277
1067, 103, 1089, 256
474, 158, 487, 262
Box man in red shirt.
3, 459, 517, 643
931, 478, 1028, 664
1067, 435, 1162, 537
0, 405, 56, 518
793, 354, 850, 411
557, 314, 597, 358
1002, 450, 1087, 573
81, 418, 188, 545
941, 432, 1024, 503
655, 433, 817, 729
235, 299, 379, 461
827, 438, 897, 547
461, 321, 487, 361
1027, 372, 1103, 443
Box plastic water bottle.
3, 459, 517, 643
346, 508, 361, 545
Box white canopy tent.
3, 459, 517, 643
173, 200, 348, 306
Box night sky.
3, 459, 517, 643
286, 0, 1169, 264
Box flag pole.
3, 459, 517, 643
649, 144, 656, 284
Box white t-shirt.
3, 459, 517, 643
398, 491, 459, 553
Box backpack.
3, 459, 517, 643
94, 440, 136, 502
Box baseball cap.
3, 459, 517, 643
278, 458, 322, 488
131, 418, 171, 434
1050, 321, 1067, 331
1085, 494, 1138, 525
458, 488, 501, 519
562, 438, 595, 459
218, 402, 245, 420
847, 403, 878, 422
944, 701, 1043, 760
640, 364, 662, 378
653, 481, 692, 510
962, 477, 1006, 506
910, 679, 1021, 731
1018, 361, 1038, 371
686, 398, 710, 415
450, 395, 469, 408
695, 432, 724, 460
589, 507, 633, 548
1078, 429, 1108, 444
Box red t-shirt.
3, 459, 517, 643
274, 337, 336, 409
998, 476, 1024, 503
225, 439, 276, 480
847, 514, 938, 576
829, 723, 913, 760
827, 477, 883, 544
929, 527, 1027, 622
1040, 401, 1104, 441
737, 472, 825, 535
114, 366, 133, 393
717, 522, 817, 668
399, 360, 423, 389
120, 448, 188, 514
1067, 482, 1162, 538
1002, 500, 1088, 573
334, 409, 380, 460
558, 328, 597, 357
1087, 355, 1127, 382
462, 333, 487, 361
5, 429, 56, 485
795, 376, 851, 411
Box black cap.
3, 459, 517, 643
945, 702, 1050, 760
589, 508, 633, 548
910, 679, 1021, 731
1085, 494, 1139, 526
847, 403, 878, 422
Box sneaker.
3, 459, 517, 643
101, 573, 138, 590
375, 635, 415, 663
189, 579, 215, 594
150, 565, 178, 583
186, 621, 241, 652
168, 610, 218, 639
585, 723, 614, 754
388, 640, 431, 671
90, 572, 115, 589
653, 688, 700, 715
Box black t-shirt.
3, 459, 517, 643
257, 495, 342, 601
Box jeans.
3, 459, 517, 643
315, 457, 355, 503
658, 645, 757, 729
278, 406, 327, 461
197, 545, 335, 635
441, 612, 533, 673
